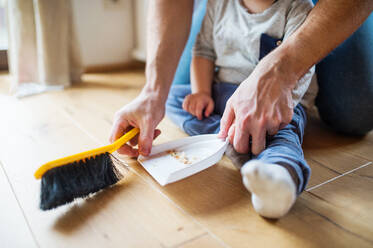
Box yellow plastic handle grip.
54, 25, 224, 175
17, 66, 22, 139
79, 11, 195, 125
34, 128, 140, 179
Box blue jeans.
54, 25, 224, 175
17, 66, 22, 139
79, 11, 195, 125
173, 1, 373, 135
166, 83, 310, 194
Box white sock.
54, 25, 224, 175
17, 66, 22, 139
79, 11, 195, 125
241, 160, 297, 218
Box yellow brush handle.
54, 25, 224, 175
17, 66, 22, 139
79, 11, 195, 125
34, 128, 140, 179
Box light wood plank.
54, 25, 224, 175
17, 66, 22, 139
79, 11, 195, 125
0, 161, 37, 248
303, 163, 373, 246
0, 72, 11, 94
128, 156, 373, 248
305, 158, 339, 189
46, 71, 373, 247
304, 117, 373, 164
176, 233, 225, 248
3, 70, 371, 247
0, 95, 208, 248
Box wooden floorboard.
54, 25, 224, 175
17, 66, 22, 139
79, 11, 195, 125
175, 233, 226, 248
0, 161, 38, 248
1, 70, 373, 247
0, 95, 211, 248
302, 163, 373, 246
41, 71, 373, 247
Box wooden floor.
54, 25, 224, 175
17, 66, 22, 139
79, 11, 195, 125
0, 70, 372, 248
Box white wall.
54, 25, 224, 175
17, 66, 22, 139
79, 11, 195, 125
71, 0, 134, 67
132, 0, 147, 61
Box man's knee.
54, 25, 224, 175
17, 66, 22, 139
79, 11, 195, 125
314, 14, 373, 136
316, 94, 373, 136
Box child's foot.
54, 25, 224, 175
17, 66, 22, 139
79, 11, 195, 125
225, 144, 251, 169
241, 160, 297, 219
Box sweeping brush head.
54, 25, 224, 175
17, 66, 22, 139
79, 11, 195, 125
40, 152, 123, 210
35, 128, 139, 210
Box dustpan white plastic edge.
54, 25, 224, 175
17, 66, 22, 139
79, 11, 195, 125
145, 134, 223, 156
164, 140, 228, 185
138, 134, 228, 186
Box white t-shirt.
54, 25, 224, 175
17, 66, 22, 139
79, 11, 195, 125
193, 0, 318, 108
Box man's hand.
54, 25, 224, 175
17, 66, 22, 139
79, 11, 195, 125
182, 93, 214, 120
218, 52, 295, 155
110, 92, 163, 157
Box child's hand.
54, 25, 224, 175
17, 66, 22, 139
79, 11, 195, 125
183, 93, 214, 120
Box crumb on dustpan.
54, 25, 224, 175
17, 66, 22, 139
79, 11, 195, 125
167, 149, 196, 165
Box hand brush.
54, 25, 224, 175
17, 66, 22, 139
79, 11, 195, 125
34, 128, 139, 211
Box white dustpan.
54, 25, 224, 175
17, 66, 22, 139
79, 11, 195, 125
138, 134, 228, 186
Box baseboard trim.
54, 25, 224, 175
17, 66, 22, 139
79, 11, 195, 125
84, 60, 145, 73
0, 50, 8, 70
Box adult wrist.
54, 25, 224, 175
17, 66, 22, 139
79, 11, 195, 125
273, 35, 316, 88
266, 48, 302, 89
144, 59, 175, 104
141, 81, 169, 104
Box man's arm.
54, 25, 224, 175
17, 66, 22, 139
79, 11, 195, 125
110, 0, 193, 156
219, 0, 373, 155
283, 0, 373, 81
144, 0, 194, 103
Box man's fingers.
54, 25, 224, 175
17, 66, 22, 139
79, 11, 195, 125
233, 127, 250, 154
110, 118, 129, 143
130, 128, 160, 148
219, 104, 235, 138
154, 129, 161, 139
138, 123, 155, 156
228, 123, 235, 145
251, 127, 266, 155
205, 100, 214, 117
117, 144, 139, 157
129, 133, 139, 146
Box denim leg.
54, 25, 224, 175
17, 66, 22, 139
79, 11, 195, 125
166, 84, 221, 135
212, 82, 238, 115
313, 10, 373, 135
166, 83, 238, 135
254, 105, 310, 194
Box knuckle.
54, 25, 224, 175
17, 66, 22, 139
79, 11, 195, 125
274, 119, 281, 128
240, 116, 251, 128
260, 118, 267, 128
258, 117, 267, 128
143, 116, 152, 124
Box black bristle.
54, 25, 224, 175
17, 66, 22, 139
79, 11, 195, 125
40, 153, 123, 210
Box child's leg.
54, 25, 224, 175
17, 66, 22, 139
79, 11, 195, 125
241, 105, 310, 218
166, 84, 221, 135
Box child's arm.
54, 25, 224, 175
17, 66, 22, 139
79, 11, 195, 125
190, 56, 214, 95
183, 56, 215, 120
183, 1, 216, 120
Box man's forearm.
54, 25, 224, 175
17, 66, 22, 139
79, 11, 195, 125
144, 0, 194, 102
276, 0, 373, 85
